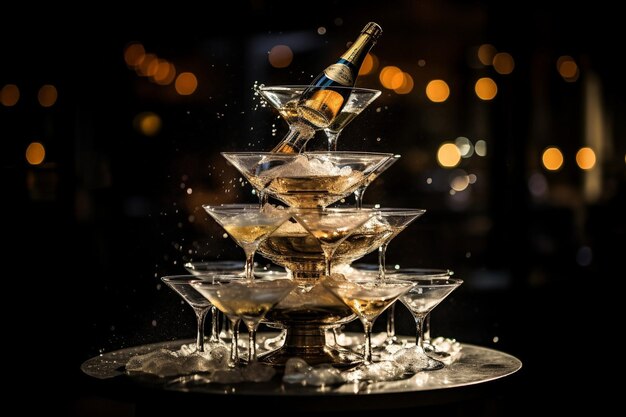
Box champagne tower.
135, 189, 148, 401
221, 23, 415, 366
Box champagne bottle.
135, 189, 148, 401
271, 22, 382, 153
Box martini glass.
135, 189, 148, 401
256, 85, 381, 151
183, 260, 265, 351
322, 276, 414, 368
192, 276, 296, 365
351, 265, 454, 351
292, 208, 374, 276
393, 276, 463, 372
220, 151, 393, 208
161, 274, 240, 353
203, 204, 292, 281
373, 209, 426, 348
353, 155, 401, 209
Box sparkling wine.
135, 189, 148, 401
258, 222, 394, 268
263, 172, 365, 208
223, 224, 280, 246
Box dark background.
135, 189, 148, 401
3, 1, 623, 414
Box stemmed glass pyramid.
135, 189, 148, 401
184, 81, 458, 371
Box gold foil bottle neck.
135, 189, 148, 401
362, 22, 382, 40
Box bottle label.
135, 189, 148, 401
324, 63, 354, 86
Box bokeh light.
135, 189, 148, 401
493, 52, 515, 74
26, 142, 46, 165
124, 43, 145, 68
475, 140, 487, 156
394, 72, 414, 94
455, 137, 474, 158
425, 79, 450, 102
528, 172, 548, 197
576, 147, 596, 170
137, 53, 157, 77
175, 72, 198, 95
38, 85, 58, 107
437, 143, 461, 168
134, 112, 162, 136
152, 61, 176, 85
1, 84, 20, 106
557, 56, 579, 82
478, 44, 497, 66
358, 53, 378, 76
542, 147, 564, 171
450, 170, 470, 191
379, 66, 402, 89
268, 45, 293, 68
475, 77, 497, 100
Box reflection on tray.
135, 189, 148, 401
81, 334, 521, 395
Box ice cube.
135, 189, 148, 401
392, 347, 439, 374
126, 349, 175, 373
305, 364, 345, 386
283, 357, 312, 384
342, 361, 404, 382
261, 154, 354, 179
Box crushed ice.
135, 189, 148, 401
261, 155, 354, 179
125, 344, 275, 383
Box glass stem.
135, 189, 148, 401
219, 312, 231, 341
209, 306, 220, 344
325, 130, 339, 151
378, 242, 389, 281
228, 318, 240, 367
423, 313, 431, 343
322, 245, 336, 277
354, 186, 364, 209
244, 249, 255, 281
194, 308, 208, 353
414, 314, 425, 350
247, 324, 258, 363
257, 190, 268, 208
332, 326, 341, 346
386, 303, 396, 341
362, 320, 374, 364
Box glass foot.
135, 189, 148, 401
342, 360, 405, 382
393, 346, 445, 373
423, 337, 463, 364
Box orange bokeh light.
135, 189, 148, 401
38, 85, 58, 107
26, 142, 46, 165
542, 147, 564, 171
1, 84, 20, 106
475, 77, 497, 100
425, 80, 450, 103
175, 72, 198, 95
576, 147, 596, 170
